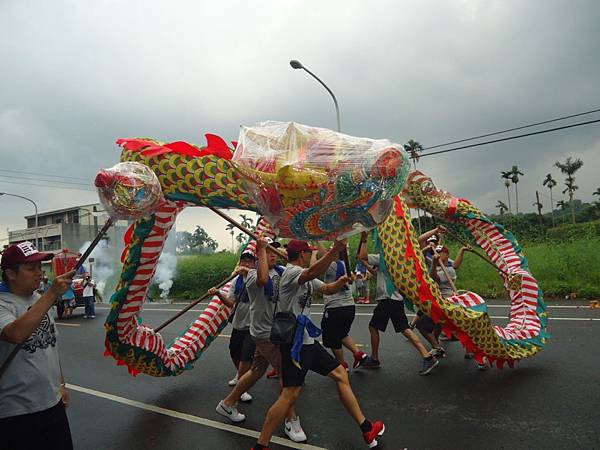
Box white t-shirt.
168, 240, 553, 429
367, 254, 403, 301
0, 286, 62, 418
278, 264, 324, 345
83, 280, 95, 297
322, 261, 354, 309
436, 265, 457, 298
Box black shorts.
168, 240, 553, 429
321, 305, 355, 349
416, 312, 441, 334
369, 299, 409, 332
0, 401, 73, 450
281, 342, 340, 387
229, 328, 256, 363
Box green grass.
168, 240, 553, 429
448, 238, 600, 299
168, 239, 600, 301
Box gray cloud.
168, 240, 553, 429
1, 0, 599, 248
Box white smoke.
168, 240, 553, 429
154, 251, 177, 300
78, 239, 114, 297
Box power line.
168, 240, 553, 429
0, 179, 96, 192
0, 168, 91, 181
419, 118, 600, 158
0, 173, 92, 187
423, 107, 600, 150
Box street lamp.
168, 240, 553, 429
0, 192, 39, 250
289, 59, 341, 132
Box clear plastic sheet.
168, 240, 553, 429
232, 121, 409, 240
95, 162, 164, 220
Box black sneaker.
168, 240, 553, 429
361, 356, 381, 369
419, 357, 439, 375
431, 347, 446, 359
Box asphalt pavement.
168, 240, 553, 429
55, 301, 600, 450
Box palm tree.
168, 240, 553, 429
496, 200, 508, 216
556, 199, 567, 210
500, 170, 513, 214
404, 139, 425, 233
225, 223, 235, 252
239, 214, 253, 229
554, 157, 584, 224
593, 187, 600, 208
404, 139, 424, 171
543, 173, 557, 226
510, 165, 524, 214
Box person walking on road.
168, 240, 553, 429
320, 250, 367, 370
82, 274, 95, 319
0, 241, 75, 450
357, 231, 439, 375
251, 239, 385, 450
210, 251, 257, 402
216, 236, 308, 443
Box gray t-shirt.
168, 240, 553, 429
229, 274, 251, 331
279, 264, 325, 345
247, 268, 281, 340
367, 254, 403, 302
0, 289, 61, 419
436, 265, 457, 298
322, 261, 354, 309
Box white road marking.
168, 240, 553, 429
55, 322, 81, 327
67, 383, 327, 450
95, 307, 600, 322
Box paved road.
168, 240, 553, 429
55, 301, 600, 450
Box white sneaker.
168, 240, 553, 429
284, 416, 307, 442
240, 391, 253, 402
215, 400, 245, 423
228, 374, 238, 386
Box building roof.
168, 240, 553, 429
24, 203, 102, 219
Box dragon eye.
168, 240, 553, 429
421, 180, 435, 193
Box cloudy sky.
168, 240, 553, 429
1, 0, 599, 250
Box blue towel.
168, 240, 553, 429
0, 282, 10, 293
335, 261, 349, 291
291, 314, 322, 369
264, 265, 284, 298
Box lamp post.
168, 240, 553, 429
0, 192, 39, 250
290, 59, 341, 132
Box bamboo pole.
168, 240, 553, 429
207, 206, 287, 260
155, 271, 238, 333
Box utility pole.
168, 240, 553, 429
535, 191, 544, 228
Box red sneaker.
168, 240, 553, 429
363, 420, 385, 448
353, 350, 367, 369
266, 368, 279, 379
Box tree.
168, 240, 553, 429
225, 223, 235, 252
554, 157, 584, 224
593, 187, 600, 209
510, 165, 524, 214
556, 199, 567, 210
404, 139, 424, 171
239, 214, 253, 230
496, 200, 508, 216
404, 139, 425, 234
500, 170, 513, 214
176, 231, 194, 254
543, 173, 557, 226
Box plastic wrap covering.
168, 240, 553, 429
94, 162, 164, 220
232, 121, 409, 240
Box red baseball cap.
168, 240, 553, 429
1, 241, 54, 270
285, 240, 316, 258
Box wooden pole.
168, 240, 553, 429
207, 206, 287, 260
431, 246, 458, 295
443, 227, 509, 278
73, 218, 113, 272
155, 271, 238, 333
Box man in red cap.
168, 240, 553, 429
0, 241, 75, 449
252, 239, 386, 450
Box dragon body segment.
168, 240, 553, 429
102, 137, 547, 377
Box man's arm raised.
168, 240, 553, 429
298, 239, 347, 285
1, 270, 75, 344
